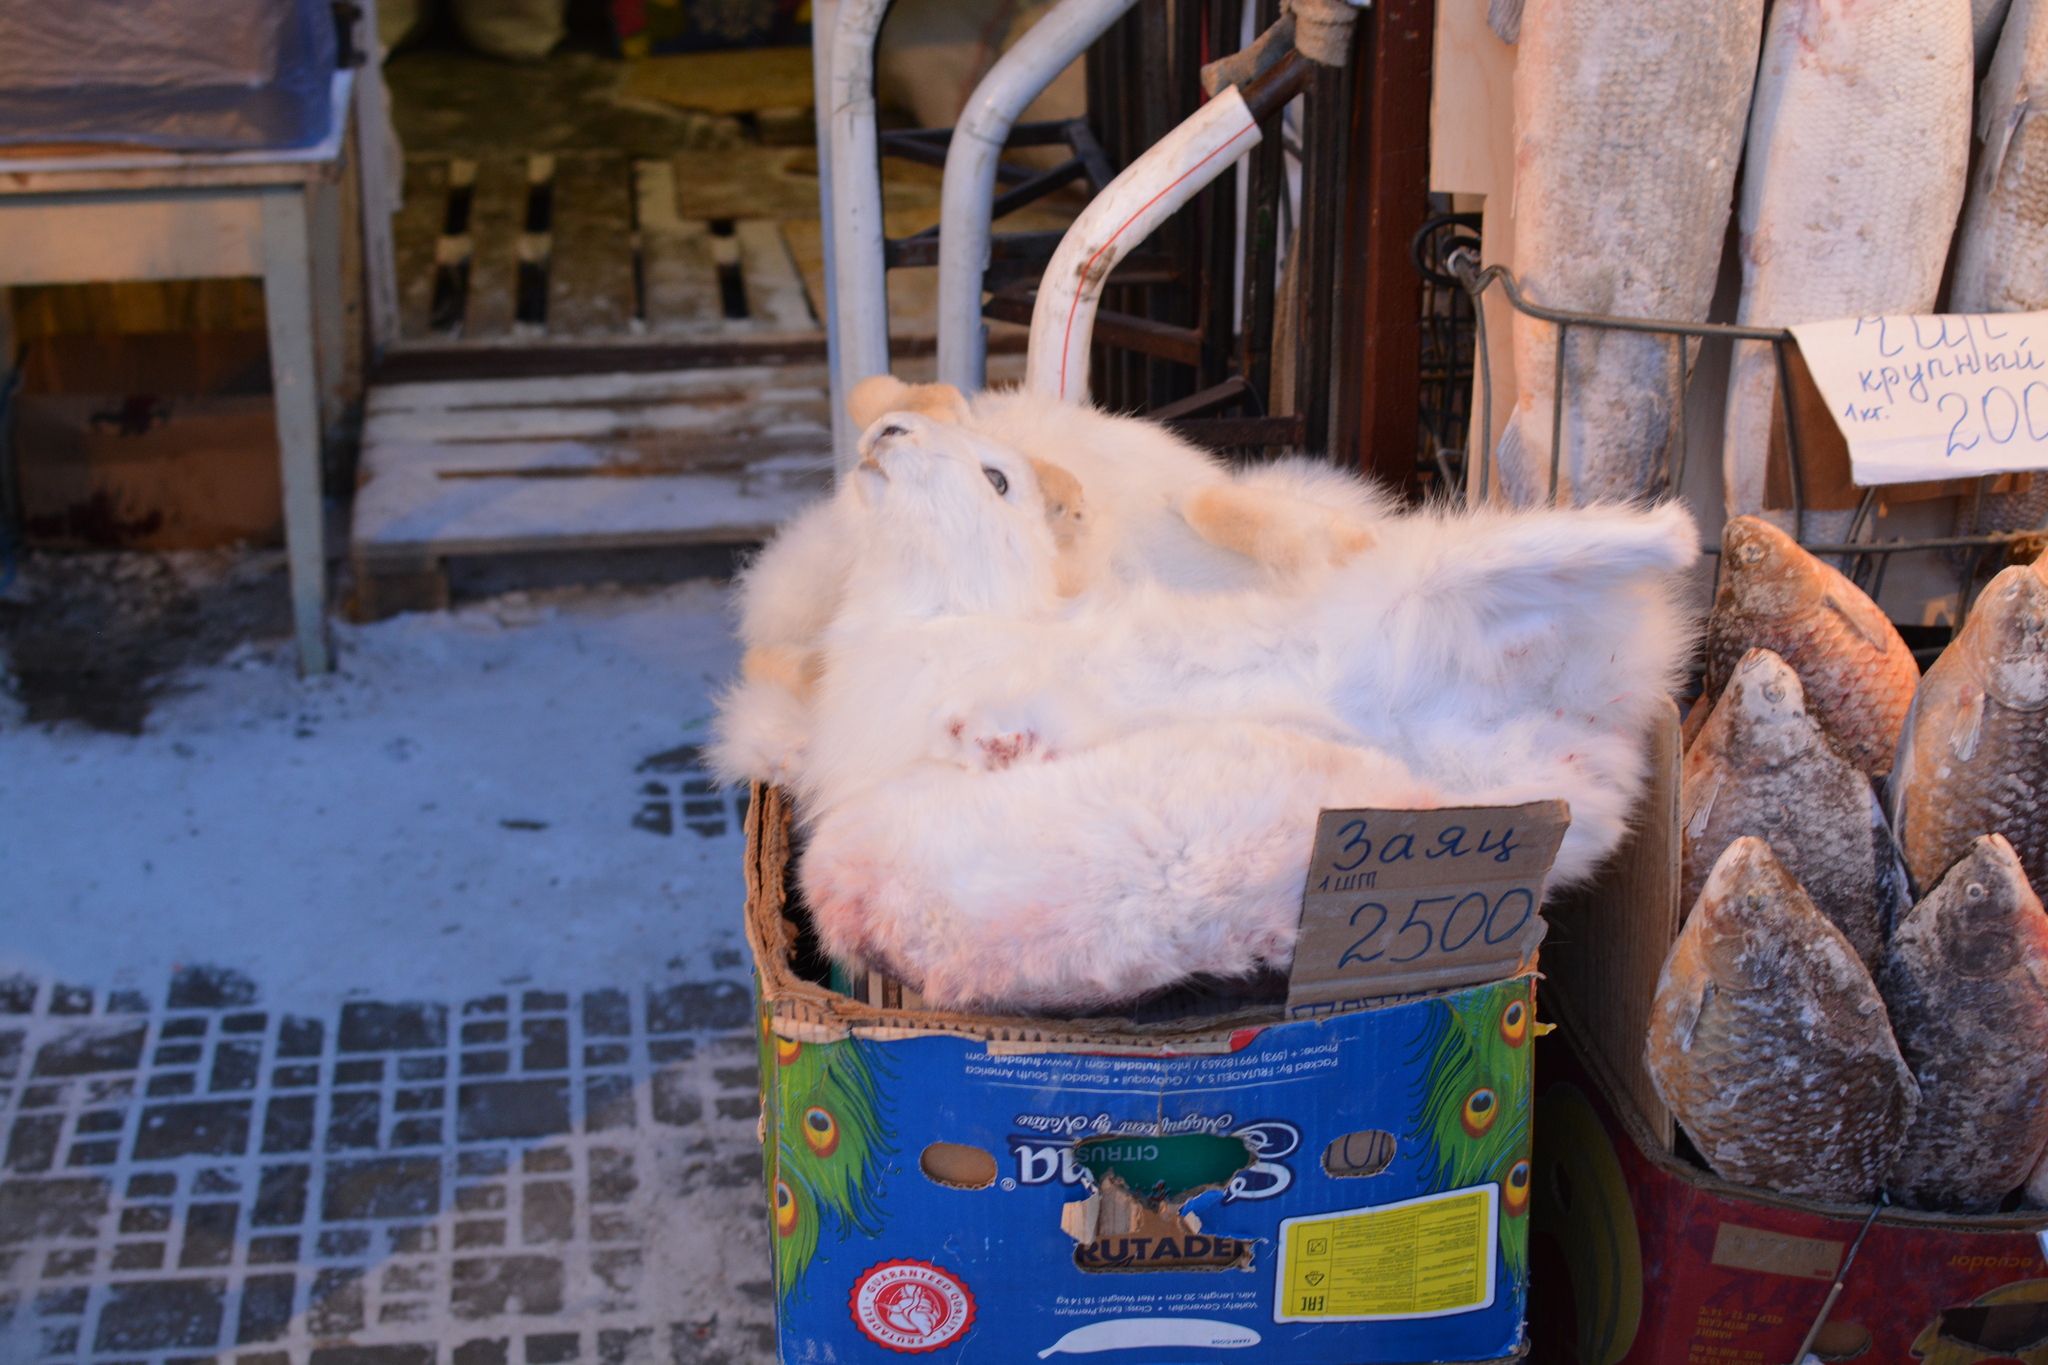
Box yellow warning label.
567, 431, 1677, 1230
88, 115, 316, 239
1274, 1185, 1496, 1322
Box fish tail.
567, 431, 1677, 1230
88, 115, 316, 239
1488, 0, 1523, 43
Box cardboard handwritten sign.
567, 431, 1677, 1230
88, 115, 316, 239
1285, 801, 1568, 1017
1788, 312, 2048, 485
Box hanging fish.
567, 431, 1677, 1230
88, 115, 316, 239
1493, 0, 1763, 504
1682, 648, 1908, 968
1952, 0, 2048, 538
1694, 517, 1921, 777
1891, 561, 2048, 894
1646, 837, 1919, 1201
1881, 834, 2048, 1212
1720, 0, 1972, 521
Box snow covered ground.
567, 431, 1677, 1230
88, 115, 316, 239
1, 580, 749, 1012
0, 573, 778, 1365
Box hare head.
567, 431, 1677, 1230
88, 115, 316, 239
845, 411, 1065, 617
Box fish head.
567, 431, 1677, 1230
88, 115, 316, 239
1718, 517, 1824, 623
1930, 833, 2043, 980
1719, 648, 1824, 765
1960, 565, 2048, 712
1691, 836, 1805, 992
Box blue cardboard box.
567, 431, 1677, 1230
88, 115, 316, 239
744, 787, 1532, 1364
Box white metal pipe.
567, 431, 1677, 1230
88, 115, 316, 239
935, 0, 1138, 393
1025, 85, 1261, 402
826, 0, 894, 474
810, 0, 848, 467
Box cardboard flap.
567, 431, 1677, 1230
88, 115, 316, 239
1286, 801, 1567, 1016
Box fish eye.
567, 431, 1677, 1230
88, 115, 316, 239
983, 466, 1009, 496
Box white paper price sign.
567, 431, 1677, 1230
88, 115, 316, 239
1789, 312, 2048, 486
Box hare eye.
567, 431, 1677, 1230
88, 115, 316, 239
983, 467, 1009, 496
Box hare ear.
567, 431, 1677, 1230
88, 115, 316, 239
847, 375, 916, 430
1028, 458, 1087, 541
848, 377, 969, 429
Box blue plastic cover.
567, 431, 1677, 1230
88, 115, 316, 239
0, 0, 338, 152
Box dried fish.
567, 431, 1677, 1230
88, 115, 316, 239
1891, 561, 2048, 893
1682, 648, 1908, 969
1881, 834, 2048, 1212
1647, 837, 1918, 1202
1698, 517, 1921, 776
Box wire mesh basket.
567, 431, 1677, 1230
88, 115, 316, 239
1430, 242, 2047, 636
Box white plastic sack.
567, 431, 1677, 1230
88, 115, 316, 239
451, 0, 568, 61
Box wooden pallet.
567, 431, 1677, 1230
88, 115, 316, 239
391, 151, 820, 345
350, 365, 831, 616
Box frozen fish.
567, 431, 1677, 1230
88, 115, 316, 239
1881, 834, 2048, 1212
1494, 0, 1762, 505
1721, 0, 1972, 518
1646, 837, 1918, 1202
1682, 648, 1909, 968
1891, 562, 2048, 892
1698, 517, 1921, 776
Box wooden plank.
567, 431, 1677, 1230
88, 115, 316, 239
1338, 0, 1436, 493
352, 466, 823, 561
393, 158, 448, 341
363, 395, 829, 445
463, 156, 530, 339
547, 152, 636, 337
0, 191, 265, 285
636, 160, 721, 332
368, 365, 832, 414
261, 185, 332, 676
735, 220, 817, 331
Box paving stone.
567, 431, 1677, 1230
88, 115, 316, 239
167, 966, 259, 1011
134, 1101, 252, 1160
586, 1076, 635, 1132
457, 1081, 570, 1141
650, 1073, 701, 1128
645, 984, 749, 1034
236, 1272, 296, 1343
0, 971, 774, 1364
277, 1016, 325, 1058
327, 1092, 382, 1150
308, 1267, 366, 1334
322, 1157, 442, 1221
252, 1165, 309, 1226
521, 1182, 574, 1244
7, 1114, 61, 1173
581, 992, 630, 1038
527, 1331, 580, 1363
179, 1203, 238, 1267
450, 1255, 564, 1318
31, 1024, 147, 1077
339, 1002, 448, 1053
309, 1345, 436, 1365
521, 1020, 569, 1071
0, 1177, 110, 1241
93, 1277, 227, 1351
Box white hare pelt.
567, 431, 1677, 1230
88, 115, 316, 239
802, 722, 1440, 1012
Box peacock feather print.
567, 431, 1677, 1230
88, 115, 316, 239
759, 1007, 894, 1299
1407, 977, 1536, 1285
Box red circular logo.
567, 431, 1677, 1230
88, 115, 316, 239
849, 1259, 976, 1353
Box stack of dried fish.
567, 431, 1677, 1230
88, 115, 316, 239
1647, 525, 2048, 1210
